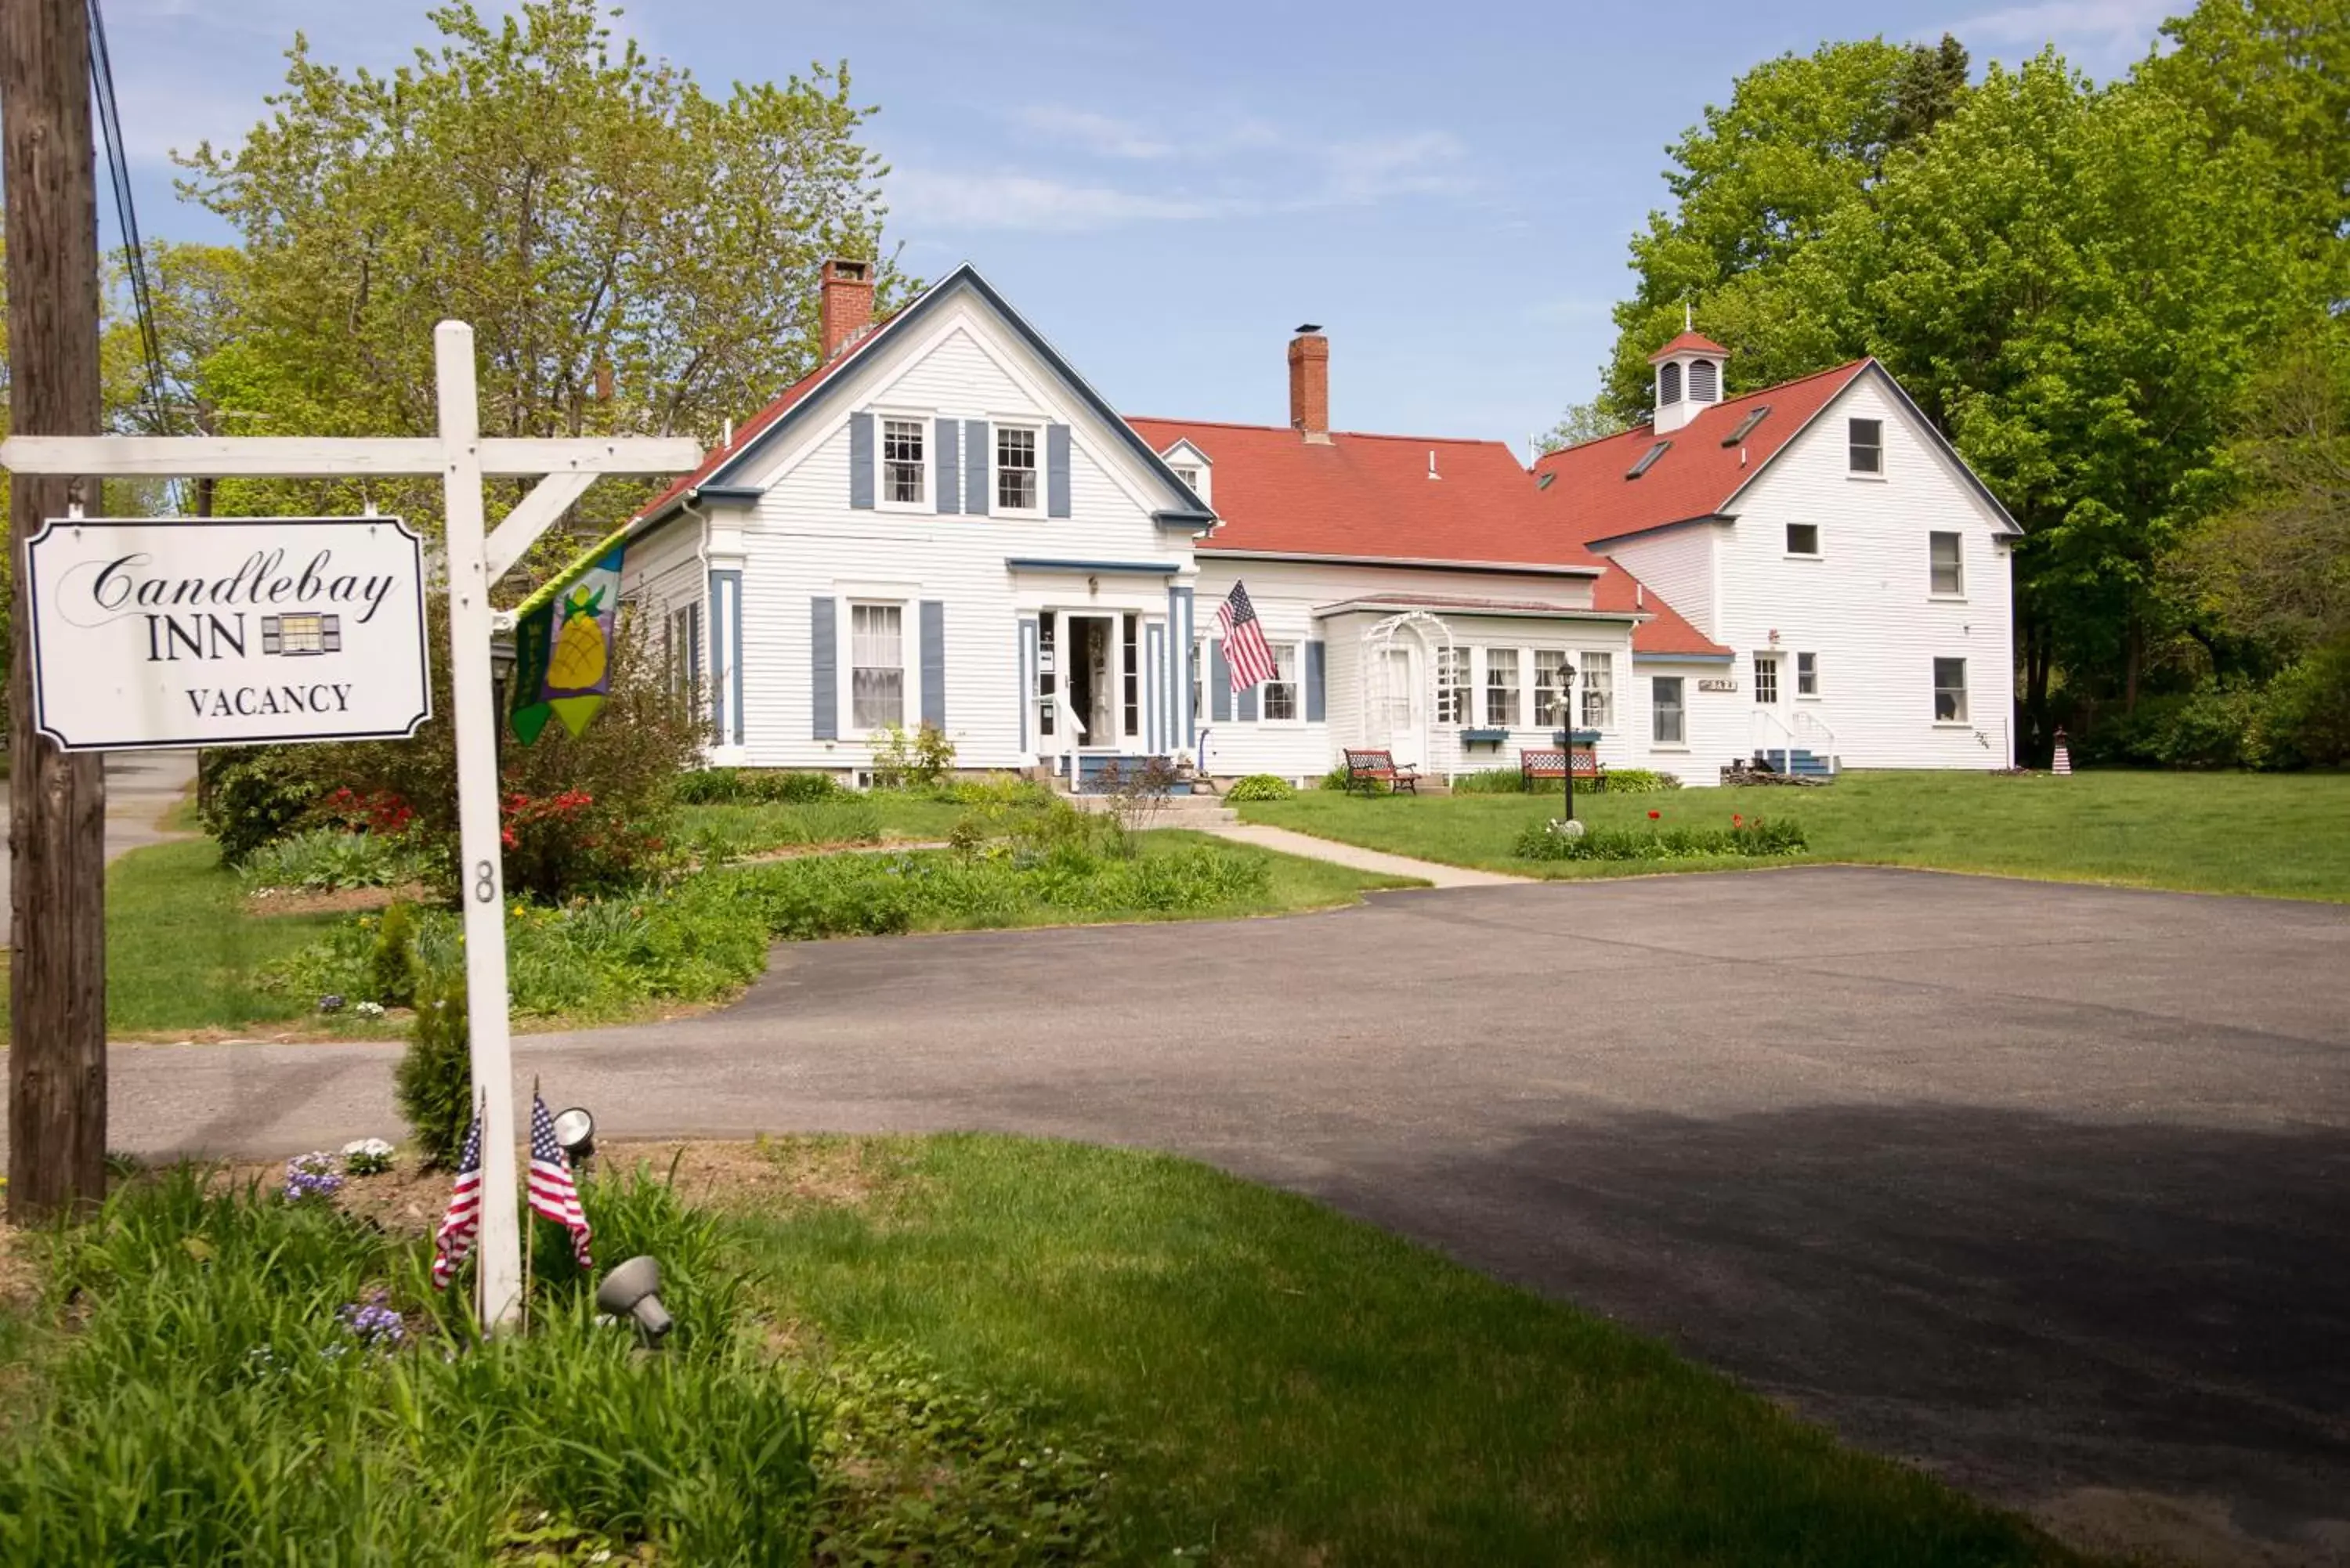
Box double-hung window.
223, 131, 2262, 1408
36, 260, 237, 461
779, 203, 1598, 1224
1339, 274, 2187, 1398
1189, 639, 1204, 726
666, 602, 703, 698
1849, 418, 1883, 475
1436, 646, 1470, 724
1262, 642, 1300, 721
882, 419, 925, 504
1533, 650, 1571, 728
1929, 531, 1965, 596
997, 426, 1039, 511
1580, 651, 1614, 729
1796, 652, 1819, 697
1652, 676, 1685, 746
851, 603, 905, 729
1484, 649, 1520, 728
1933, 657, 1969, 723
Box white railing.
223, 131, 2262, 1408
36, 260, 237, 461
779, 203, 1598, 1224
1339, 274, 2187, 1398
1751, 707, 1840, 774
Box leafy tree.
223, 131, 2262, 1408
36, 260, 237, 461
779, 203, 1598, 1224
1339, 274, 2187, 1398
175, 0, 904, 574
1536, 399, 1629, 453
1600, 35, 1970, 421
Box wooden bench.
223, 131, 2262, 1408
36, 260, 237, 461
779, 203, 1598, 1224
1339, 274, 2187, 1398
1342, 748, 1419, 795
1520, 744, 1605, 790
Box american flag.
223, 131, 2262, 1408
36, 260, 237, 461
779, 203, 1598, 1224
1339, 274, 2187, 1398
431, 1110, 483, 1291
528, 1092, 594, 1270
1215, 580, 1278, 690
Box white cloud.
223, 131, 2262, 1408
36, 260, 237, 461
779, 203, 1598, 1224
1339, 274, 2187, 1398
1947, 0, 2172, 66
1007, 106, 1176, 161
889, 170, 1240, 233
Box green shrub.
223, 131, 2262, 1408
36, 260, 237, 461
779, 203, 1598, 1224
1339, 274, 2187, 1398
369, 901, 420, 1010
675, 768, 841, 804
868, 722, 956, 790
2254, 642, 2350, 768
1451, 768, 1528, 794
0, 1168, 817, 1565
1319, 762, 1386, 794
240, 828, 428, 893
1601, 768, 1683, 793
199, 747, 325, 865
396, 963, 474, 1168
1223, 773, 1295, 802
1513, 815, 1807, 861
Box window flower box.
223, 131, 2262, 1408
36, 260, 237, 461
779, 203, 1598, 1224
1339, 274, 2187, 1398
1459, 727, 1511, 748
1552, 729, 1603, 746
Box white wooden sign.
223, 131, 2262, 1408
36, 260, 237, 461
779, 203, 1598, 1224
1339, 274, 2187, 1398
25, 516, 432, 751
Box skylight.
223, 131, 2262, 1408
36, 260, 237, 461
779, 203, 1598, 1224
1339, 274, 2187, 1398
1722, 406, 1771, 446
1536, 471, 1556, 490
1625, 441, 1670, 479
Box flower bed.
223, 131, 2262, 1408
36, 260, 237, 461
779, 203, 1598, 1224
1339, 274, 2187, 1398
1513, 811, 1806, 862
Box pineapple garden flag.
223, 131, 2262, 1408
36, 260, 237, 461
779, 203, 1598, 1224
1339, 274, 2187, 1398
510, 544, 624, 746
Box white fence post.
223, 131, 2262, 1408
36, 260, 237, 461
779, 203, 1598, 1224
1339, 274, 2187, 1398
435, 321, 523, 1331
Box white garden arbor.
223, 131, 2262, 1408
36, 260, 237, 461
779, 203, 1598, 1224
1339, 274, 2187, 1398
1358, 609, 1457, 782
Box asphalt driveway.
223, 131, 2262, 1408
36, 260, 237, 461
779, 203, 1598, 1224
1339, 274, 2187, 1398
21, 865, 2350, 1562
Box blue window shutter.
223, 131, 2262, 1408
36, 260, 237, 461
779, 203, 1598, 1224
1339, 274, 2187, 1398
1238, 675, 1258, 722
1305, 641, 1326, 723
1047, 424, 1072, 518
935, 419, 960, 514
1210, 643, 1231, 722
920, 600, 946, 728
965, 419, 989, 516
848, 414, 874, 509
810, 598, 837, 739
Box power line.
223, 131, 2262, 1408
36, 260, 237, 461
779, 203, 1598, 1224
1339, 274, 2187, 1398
88, 0, 171, 436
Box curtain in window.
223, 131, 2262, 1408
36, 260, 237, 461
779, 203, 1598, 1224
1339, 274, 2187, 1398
852, 604, 904, 728
1580, 652, 1614, 729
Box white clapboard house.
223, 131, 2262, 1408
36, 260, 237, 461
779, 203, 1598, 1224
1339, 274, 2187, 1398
613, 261, 2018, 787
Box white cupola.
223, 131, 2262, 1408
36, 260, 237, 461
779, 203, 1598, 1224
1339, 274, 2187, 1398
1648, 322, 1729, 435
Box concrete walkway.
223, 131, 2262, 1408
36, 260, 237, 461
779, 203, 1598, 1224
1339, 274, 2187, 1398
1201, 818, 1528, 887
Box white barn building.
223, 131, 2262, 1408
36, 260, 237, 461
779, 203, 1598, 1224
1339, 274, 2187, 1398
610, 262, 2018, 787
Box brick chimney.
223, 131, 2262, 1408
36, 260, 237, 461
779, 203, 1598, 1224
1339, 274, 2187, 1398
1287, 324, 1331, 443
819, 258, 876, 360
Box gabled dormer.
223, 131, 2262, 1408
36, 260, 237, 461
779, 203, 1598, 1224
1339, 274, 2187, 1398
1156, 438, 1213, 508
1649, 327, 1729, 435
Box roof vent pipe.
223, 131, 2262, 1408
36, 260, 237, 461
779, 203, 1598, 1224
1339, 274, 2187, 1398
1427, 449, 1440, 481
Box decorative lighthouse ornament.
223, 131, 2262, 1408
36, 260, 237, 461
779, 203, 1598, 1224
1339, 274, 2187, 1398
2052, 726, 2073, 777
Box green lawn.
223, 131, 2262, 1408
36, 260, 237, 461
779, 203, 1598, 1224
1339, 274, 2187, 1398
678, 793, 968, 858
1242, 769, 2350, 901
732, 1134, 2087, 1566
4, 828, 1414, 1040
0, 839, 352, 1040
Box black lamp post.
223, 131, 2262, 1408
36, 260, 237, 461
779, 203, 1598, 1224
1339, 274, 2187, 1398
1559, 662, 1579, 824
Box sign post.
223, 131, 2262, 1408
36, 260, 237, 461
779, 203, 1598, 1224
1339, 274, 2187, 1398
1, 324, 698, 1330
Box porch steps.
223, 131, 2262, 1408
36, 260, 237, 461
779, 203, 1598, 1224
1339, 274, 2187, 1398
1757, 747, 1836, 780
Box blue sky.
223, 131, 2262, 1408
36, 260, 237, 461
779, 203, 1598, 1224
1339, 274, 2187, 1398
112, 0, 2175, 450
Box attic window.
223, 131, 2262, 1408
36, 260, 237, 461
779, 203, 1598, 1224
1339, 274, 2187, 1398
1722, 406, 1771, 446
1536, 471, 1556, 490
1625, 441, 1670, 480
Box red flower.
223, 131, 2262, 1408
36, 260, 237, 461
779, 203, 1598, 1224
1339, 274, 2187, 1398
1733, 813, 1745, 828
1647, 810, 1661, 820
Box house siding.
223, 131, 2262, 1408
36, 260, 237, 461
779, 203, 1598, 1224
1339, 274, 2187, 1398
1605, 524, 1722, 641
1705, 374, 2016, 768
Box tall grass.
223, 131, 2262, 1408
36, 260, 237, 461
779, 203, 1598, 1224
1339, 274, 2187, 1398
0, 1167, 813, 1566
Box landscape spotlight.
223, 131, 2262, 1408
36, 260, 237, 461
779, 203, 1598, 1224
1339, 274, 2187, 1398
596, 1255, 672, 1342
551, 1105, 595, 1163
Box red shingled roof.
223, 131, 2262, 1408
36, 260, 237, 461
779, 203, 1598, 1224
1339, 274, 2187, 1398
1533, 360, 1870, 549
1648, 330, 1730, 362
1125, 417, 1607, 573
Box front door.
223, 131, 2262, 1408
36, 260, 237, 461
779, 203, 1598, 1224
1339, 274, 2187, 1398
1380, 645, 1423, 768
1063, 612, 1119, 750
1752, 651, 1784, 756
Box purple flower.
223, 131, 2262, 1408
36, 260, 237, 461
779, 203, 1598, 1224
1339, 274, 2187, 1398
284, 1151, 345, 1202
338, 1293, 407, 1349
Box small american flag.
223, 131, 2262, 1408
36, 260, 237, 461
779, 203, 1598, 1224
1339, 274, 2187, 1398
1216, 580, 1278, 691
528, 1093, 594, 1270
432, 1110, 483, 1291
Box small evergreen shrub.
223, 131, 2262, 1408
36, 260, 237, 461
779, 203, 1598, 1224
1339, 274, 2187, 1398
1223, 773, 1295, 802
368, 901, 420, 1010
396, 962, 474, 1168
675, 768, 841, 804
1513, 815, 1806, 861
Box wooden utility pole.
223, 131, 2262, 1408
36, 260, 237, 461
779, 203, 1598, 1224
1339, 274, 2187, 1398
4, 0, 109, 1220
